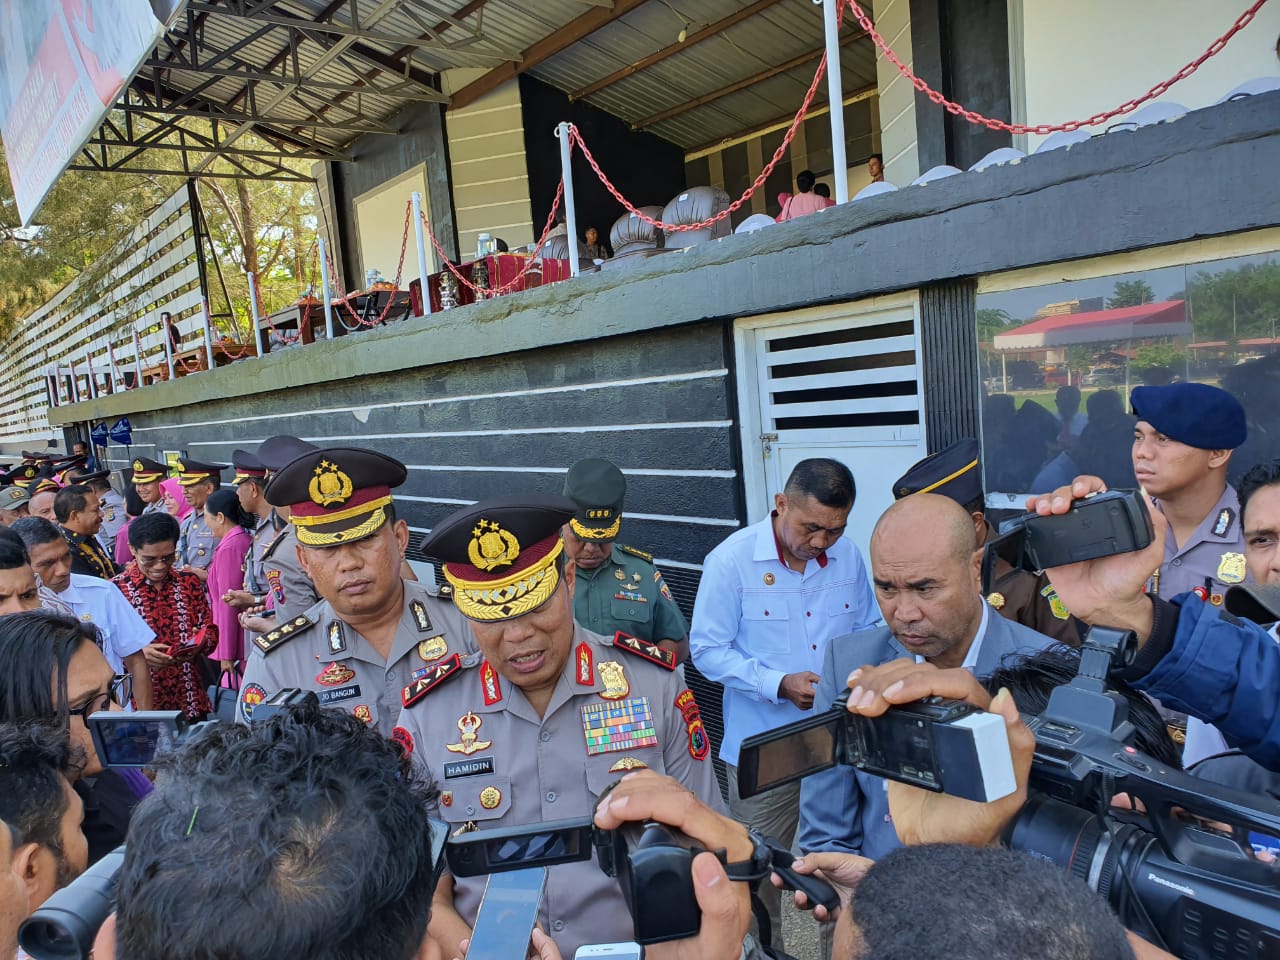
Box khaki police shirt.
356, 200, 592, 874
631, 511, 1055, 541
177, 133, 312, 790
393, 623, 722, 959
237, 580, 474, 736
179, 510, 217, 570
242, 512, 282, 596
573, 544, 688, 645
97, 488, 127, 555
259, 525, 319, 622
1149, 485, 1250, 604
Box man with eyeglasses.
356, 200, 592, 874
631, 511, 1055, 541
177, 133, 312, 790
561, 458, 689, 664
12, 519, 154, 712
112, 513, 217, 720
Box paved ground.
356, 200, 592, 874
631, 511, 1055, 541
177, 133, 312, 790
780, 890, 823, 960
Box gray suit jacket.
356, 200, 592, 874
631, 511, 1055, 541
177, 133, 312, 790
796, 607, 1056, 860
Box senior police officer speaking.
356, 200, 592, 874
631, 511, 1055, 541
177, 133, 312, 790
236, 446, 470, 736
561, 457, 689, 663
394, 495, 722, 959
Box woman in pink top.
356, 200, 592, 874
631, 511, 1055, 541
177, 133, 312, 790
203, 488, 251, 678
160, 477, 192, 520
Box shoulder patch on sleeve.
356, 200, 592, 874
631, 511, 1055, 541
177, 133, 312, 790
613, 631, 675, 671
619, 544, 653, 563
402, 652, 464, 707
253, 614, 314, 654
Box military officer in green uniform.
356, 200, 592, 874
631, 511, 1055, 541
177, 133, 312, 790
561, 458, 689, 663
395, 495, 721, 960
236, 445, 472, 737
891, 439, 1080, 646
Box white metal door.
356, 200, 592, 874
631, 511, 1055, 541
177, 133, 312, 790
735, 294, 927, 559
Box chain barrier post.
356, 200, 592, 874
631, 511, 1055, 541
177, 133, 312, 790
318, 238, 337, 341
822, 0, 849, 203
248, 272, 265, 357
554, 122, 581, 277
132, 327, 144, 388
411, 192, 434, 315
202, 300, 217, 370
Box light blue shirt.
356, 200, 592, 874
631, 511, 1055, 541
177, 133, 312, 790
58, 573, 155, 673
689, 515, 879, 765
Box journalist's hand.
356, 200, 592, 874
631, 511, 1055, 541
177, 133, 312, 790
594, 771, 752, 960
1025, 475, 1164, 640
778, 671, 821, 709
771, 850, 872, 921
844, 660, 1035, 847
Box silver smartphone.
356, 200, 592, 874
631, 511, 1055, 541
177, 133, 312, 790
574, 943, 643, 960
465, 867, 547, 960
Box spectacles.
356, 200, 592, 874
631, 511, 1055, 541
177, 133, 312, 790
136, 552, 179, 569
68, 674, 132, 720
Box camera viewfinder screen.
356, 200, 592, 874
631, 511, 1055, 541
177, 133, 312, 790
485, 827, 588, 870
90, 716, 177, 767
750, 717, 838, 792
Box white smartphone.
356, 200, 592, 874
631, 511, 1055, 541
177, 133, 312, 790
574, 942, 643, 960
465, 867, 547, 960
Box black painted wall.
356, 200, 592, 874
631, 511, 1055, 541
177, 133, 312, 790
519, 75, 687, 248
910, 0, 1012, 171
329, 102, 458, 277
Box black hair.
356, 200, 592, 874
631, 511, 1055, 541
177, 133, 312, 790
783, 458, 856, 509
123, 484, 145, 519
116, 699, 440, 960
982, 644, 1179, 768
0, 528, 30, 570
1238, 461, 1280, 526
0, 722, 77, 880
11, 516, 65, 550
796, 169, 816, 192
0, 611, 97, 725
53, 484, 91, 524
128, 511, 181, 550
814, 183, 831, 198
86, 473, 112, 493
851, 844, 1133, 960
205, 488, 251, 529
869, 153, 883, 164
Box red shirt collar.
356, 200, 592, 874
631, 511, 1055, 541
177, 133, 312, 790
770, 509, 828, 568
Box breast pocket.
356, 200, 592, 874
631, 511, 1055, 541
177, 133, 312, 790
585, 754, 666, 802
439, 775, 513, 825
740, 592, 791, 653
825, 591, 862, 635
609, 594, 653, 626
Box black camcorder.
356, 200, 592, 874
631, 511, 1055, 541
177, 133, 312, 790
444, 811, 838, 945
1008, 626, 1280, 955
983, 489, 1154, 590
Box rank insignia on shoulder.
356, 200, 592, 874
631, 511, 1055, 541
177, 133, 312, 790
410, 599, 432, 633
254, 614, 314, 654
1213, 508, 1235, 538
620, 544, 653, 562
402, 653, 463, 707
609, 757, 649, 773
613, 631, 675, 670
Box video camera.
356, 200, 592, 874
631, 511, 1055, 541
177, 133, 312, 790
18, 689, 315, 960
441, 810, 838, 945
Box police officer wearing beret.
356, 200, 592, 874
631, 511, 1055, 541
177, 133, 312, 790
174, 458, 225, 580
394, 495, 722, 959
892, 439, 1079, 646
561, 458, 689, 663
236, 446, 471, 737
131, 457, 169, 515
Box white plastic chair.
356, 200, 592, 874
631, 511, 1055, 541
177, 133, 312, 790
852, 181, 898, 201
969, 147, 1026, 172
910, 165, 963, 186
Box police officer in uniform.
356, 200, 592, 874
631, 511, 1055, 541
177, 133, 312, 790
131, 457, 169, 515
394, 495, 721, 959
892, 439, 1080, 645
225, 449, 282, 609
174, 458, 225, 579
236, 446, 471, 737
561, 458, 689, 663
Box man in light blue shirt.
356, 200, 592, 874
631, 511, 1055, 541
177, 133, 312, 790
690, 458, 877, 952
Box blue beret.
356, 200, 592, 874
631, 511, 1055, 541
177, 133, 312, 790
1130, 383, 1245, 450
892, 438, 983, 505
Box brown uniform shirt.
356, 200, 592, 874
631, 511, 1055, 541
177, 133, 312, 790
393, 623, 723, 958
988, 557, 1080, 646
237, 580, 474, 736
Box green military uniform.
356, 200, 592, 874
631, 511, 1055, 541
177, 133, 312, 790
573, 543, 688, 643
563, 457, 689, 647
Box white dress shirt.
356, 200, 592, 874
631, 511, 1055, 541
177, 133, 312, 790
57, 573, 155, 673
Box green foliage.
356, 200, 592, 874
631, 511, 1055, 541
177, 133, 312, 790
1106, 279, 1155, 309
1131, 342, 1186, 373
1182, 260, 1280, 343
976, 307, 1013, 342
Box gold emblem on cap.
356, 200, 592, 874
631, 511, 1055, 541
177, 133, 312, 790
133, 459, 144, 471
309, 460, 355, 507
467, 518, 521, 571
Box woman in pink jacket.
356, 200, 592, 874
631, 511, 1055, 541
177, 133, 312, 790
203, 488, 252, 678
